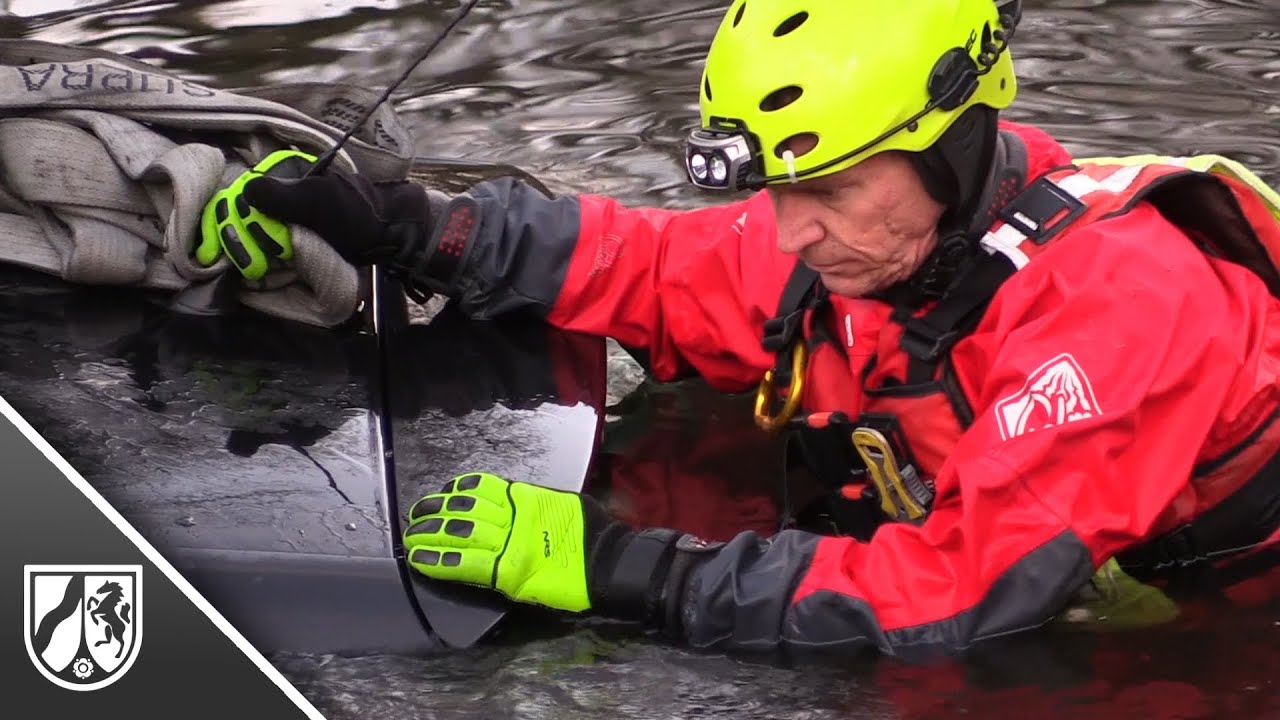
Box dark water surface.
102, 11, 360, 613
8, 0, 1280, 718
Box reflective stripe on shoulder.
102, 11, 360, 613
980, 163, 1147, 269
979, 223, 1032, 268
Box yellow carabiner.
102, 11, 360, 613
753, 342, 808, 432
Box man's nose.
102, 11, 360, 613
774, 202, 824, 255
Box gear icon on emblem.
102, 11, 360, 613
72, 657, 94, 679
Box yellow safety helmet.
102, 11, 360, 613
686, 0, 1021, 191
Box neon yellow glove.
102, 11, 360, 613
403, 472, 708, 621
196, 149, 316, 280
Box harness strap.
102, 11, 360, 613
889, 167, 1085, 383
762, 262, 820, 354
894, 169, 1093, 383
1119, 420, 1280, 570
897, 253, 1016, 383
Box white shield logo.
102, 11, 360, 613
24, 565, 143, 691
994, 353, 1102, 441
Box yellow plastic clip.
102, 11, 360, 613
753, 342, 808, 432
851, 427, 928, 521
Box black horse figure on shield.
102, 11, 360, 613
87, 580, 132, 659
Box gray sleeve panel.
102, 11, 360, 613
679, 528, 1095, 658
678, 529, 822, 651
452, 177, 583, 320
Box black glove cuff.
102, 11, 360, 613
655, 535, 722, 638
399, 195, 482, 301
590, 527, 682, 622
580, 495, 723, 631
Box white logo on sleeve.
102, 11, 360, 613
994, 353, 1102, 440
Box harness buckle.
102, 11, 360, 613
1152, 524, 1201, 569
762, 309, 805, 353
997, 176, 1087, 244
753, 342, 808, 432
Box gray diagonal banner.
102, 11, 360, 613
0, 394, 325, 717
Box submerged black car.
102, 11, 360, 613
0, 162, 611, 655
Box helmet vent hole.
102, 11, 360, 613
704, 76, 713, 100
774, 133, 818, 159
760, 85, 802, 112
773, 11, 808, 37
732, 2, 746, 27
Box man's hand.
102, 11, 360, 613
238, 163, 440, 271
403, 472, 598, 611
196, 150, 317, 280
197, 150, 444, 288
402, 471, 714, 628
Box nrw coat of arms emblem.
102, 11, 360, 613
24, 565, 142, 691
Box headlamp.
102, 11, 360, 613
685, 128, 760, 192
685, 93, 952, 193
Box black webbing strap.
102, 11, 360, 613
596, 528, 681, 621
898, 253, 1016, 383
762, 262, 820, 354
892, 170, 1090, 383
1119, 437, 1280, 571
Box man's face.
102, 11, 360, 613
769, 147, 945, 298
